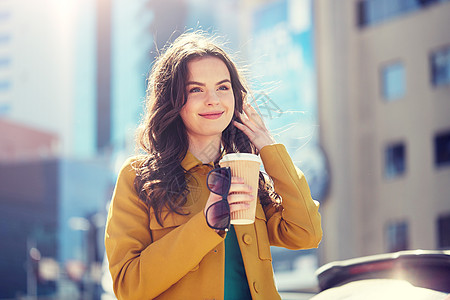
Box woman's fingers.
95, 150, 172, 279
243, 103, 265, 128
229, 177, 253, 194
233, 120, 253, 138
233, 119, 276, 151
237, 104, 261, 134
234, 103, 277, 151
228, 201, 250, 213
227, 177, 254, 213
228, 193, 252, 213
240, 106, 257, 130
228, 193, 253, 204
204, 177, 253, 230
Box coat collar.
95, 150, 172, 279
181, 150, 216, 171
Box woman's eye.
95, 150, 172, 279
218, 85, 229, 91
189, 87, 201, 93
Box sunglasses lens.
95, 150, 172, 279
207, 168, 231, 196
206, 200, 230, 230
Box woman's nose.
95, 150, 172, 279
206, 91, 220, 105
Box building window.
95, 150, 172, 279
357, 0, 449, 28
0, 80, 11, 91
0, 33, 11, 44
437, 214, 450, 249
382, 62, 405, 101
386, 221, 409, 252
0, 103, 10, 115
0, 57, 11, 68
431, 46, 450, 86
385, 142, 406, 178
435, 131, 450, 168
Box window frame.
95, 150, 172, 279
380, 60, 406, 102
430, 45, 450, 87
434, 130, 450, 168
437, 213, 450, 249
384, 141, 407, 179
385, 219, 409, 253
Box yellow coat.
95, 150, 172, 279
105, 144, 322, 300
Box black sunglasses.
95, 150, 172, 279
205, 167, 232, 232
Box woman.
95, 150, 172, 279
105, 31, 322, 300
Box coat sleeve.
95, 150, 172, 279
104, 158, 223, 300
259, 144, 323, 250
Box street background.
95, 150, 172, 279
0, 0, 449, 299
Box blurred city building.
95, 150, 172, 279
314, 0, 450, 263
0, 158, 111, 298
0, 119, 59, 162
0, 0, 120, 298
0, 0, 328, 297
5, 0, 448, 298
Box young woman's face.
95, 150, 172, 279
180, 56, 235, 143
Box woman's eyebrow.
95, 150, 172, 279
185, 79, 231, 86
186, 81, 205, 86
216, 79, 231, 85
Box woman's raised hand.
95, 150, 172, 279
233, 103, 276, 151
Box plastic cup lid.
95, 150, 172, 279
219, 153, 261, 164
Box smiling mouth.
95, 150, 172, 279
199, 112, 224, 119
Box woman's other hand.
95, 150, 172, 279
204, 177, 254, 232
233, 103, 276, 151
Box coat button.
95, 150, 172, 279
253, 281, 260, 293
243, 234, 253, 245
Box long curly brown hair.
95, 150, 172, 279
134, 31, 277, 226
